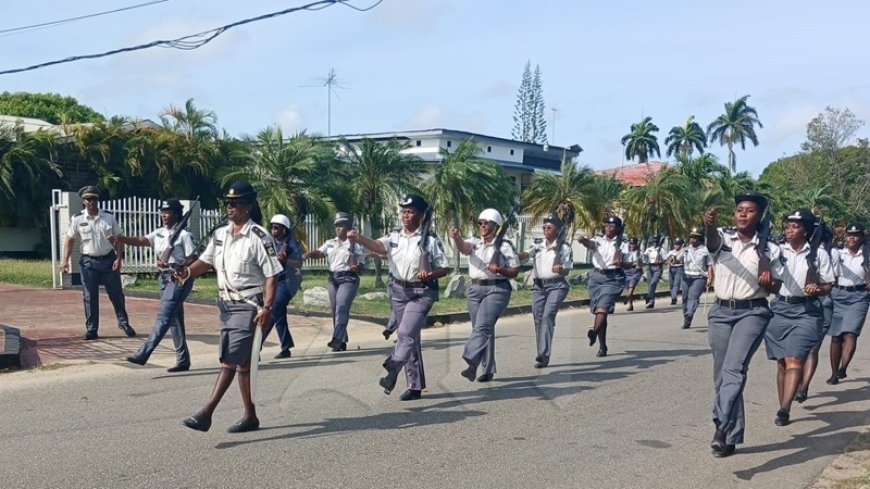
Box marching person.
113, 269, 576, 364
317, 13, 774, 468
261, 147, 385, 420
705, 191, 783, 458
680, 228, 713, 329
577, 216, 627, 358
111, 198, 196, 371
797, 226, 835, 401
622, 237, 643, 312
826, 222, 869, 385
348, 194, 449, 401
763, 209, 834, 427
61, 185, 136, 340
518, 214, 572, 368
667, 238, 686, 305
262, 214, 304, 359
303, 212, 365, 352
179, 181, 282, 433
643, 235, 665, 309
450, 208, 519, 382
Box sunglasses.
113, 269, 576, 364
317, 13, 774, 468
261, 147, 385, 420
82, 197, 98, 202
224, 200, 249, 208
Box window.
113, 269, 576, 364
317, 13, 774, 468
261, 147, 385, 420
510, 149, 515, 156
416, 140, 422, 147
487, 145, 492, 153
447, 140, 452, 148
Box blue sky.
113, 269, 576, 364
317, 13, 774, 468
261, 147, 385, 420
3, 0, 869, 176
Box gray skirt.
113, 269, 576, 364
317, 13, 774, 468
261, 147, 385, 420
624, 268, 642, 287
217, 298, 259, 365
829, 288, 870, 337
589, 270, 625, 314
764, 298, 823, 361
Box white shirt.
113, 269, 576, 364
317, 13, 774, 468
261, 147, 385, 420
591, 236, 626, 270
622, 246, 642, 268
378, 227, 449, 282
683, 245, 711, 277
777, 242, 835, 297
66, 210, 120, 256
832, 248, 867, 287
710, 229, 784, 301
465, 237, 520, 280
667, 248, 684, 266
644, 246, 665, 265
526, 239, 573, 279
318, 237, 366, 273
199, 220, 283, 291
146, 226, 196, 266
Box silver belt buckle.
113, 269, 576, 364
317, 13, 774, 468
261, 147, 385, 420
729, 299, 737, 309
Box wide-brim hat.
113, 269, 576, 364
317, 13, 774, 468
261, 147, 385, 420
78, 185, 100, 199
734, 190, 768, 211
224, 181, 257, 202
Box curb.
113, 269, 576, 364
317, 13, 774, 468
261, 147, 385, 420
0, 324, 21, 368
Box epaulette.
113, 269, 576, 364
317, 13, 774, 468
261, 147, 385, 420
534, 238, 543, 244
75, 210, 85, 216
101, 209, 113, 215
252, 225, 277, 257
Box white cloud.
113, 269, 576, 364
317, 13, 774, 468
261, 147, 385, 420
275, 105, 306, 134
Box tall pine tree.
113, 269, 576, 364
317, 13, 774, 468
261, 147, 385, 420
531, 65, 547, 144
512, 61, 547, 144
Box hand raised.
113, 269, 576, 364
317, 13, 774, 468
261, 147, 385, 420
703, 208, 717, 227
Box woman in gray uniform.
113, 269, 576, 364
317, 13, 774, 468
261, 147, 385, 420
177, 182, 282, 433
349, 194, 449, 401
304, 212, 365, 352
796, 226, 835, 401
764, 209, 833, 427
518, 214, 572, 368
450, 208, 519, 382
704, 191, 783, 458
826, 222, 869, 384
622, 238, 643, 312
577, 216, 627, 358
681, 227, 713, 329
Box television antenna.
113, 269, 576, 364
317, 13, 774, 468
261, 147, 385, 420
301, 68, 348, 136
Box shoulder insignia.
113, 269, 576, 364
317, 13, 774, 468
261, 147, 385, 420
101, 209, 113, 215
156, 232, 165, 239
721, 245, 732, 253
533, 238, 543, 244
75, 210, 85, 216
79, 222, 88, 226
252, 226, 266, 238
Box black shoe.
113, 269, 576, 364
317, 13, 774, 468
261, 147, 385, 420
710, 431, 726, 453
645, 302, 654, 309
460, 365, 476, 382
167, 364, 190, 373
125, 355, 146, 366
534, 356, 549, 369
119, 324, 137, 338
713, 444, 736, 458
383, 329, 393, 340
477, 373, 494, 383
826, 376, 839, 385
274, 350, 292, 359
627, 305, 634, 312
795, 390, 808, 403
681, 319, 691, 329
332, 342, 346, 352
596, 347, 608, 357
227, 417, 260, 433
399, 389, 422, 401
587, 329, 597, 347
379, 368, 400, 394
182, 414, 211, 432
837, 368, 847, 379
774, 408, 790, 426
83, 331, 99, 341
671, 299, 677, 305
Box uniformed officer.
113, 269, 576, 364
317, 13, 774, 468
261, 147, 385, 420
764, 208, 834, 427
348, 194, 449, 401
622, 237, 643, 312
826, 222, 869, 385
704, 191, 784, 458
797, 225, 835, 402
111, 198, 196, 371
61, 185, 136, 340
667, 238, 685, 305
577, 216, 627, 357
303, 212, 365, 352
643, 235, 665, 309
178, 181, 282, 433
681, 227, 713, 329
450, 208, 519, 382
262, 214, 304, 359
518, 214, 572, 368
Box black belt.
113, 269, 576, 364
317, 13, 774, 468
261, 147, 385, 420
670, 265, 684, 268
716, 298, 768, 309
392, 278, 433, 289
836, 284, 867, 292
470, 279, 509, 286
534, 277, 566, 287
83, 251, 115, 259
684, 274, 706, 279
594, 268, 623, 276
649, 263, 663, 267
777, 295, 815, 304
329, 271, 359, 279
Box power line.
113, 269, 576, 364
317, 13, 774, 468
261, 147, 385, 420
0, 0, 170, 37
0, 0, 384, 76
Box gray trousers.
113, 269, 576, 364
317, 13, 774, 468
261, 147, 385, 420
135, 273, 192, 365
327, 275, 359, 343
646, 265, 663, 302
384, 283, 437, 391
385, 280, 398, 333
531, 280, 569, 361
463, 282, 511, 375
682, 275, 707, 322
669, 266, 684, 301
79, 251, 130, 333
708, 302, 772, 445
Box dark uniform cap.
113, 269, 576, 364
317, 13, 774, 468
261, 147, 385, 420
78, 185, 100, 199
543, 214, 564, 229
603, 216, 623, 227
399, 194, 428, 212
845, 222, 866, 235
688, 227, 703, 237
651, 234, 662, 243
628, 237, 639, 244
159, 198, 184, 214
785, 208, 816, 230
334, 212, 353, 226
734, 190, 768, 211
224, 181, 257, 202
674, 238, 685, 245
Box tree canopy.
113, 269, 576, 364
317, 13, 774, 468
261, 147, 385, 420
0, 91, 105, 124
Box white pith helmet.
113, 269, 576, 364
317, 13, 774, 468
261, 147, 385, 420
478, 208, 503, 226
270, 214, 291, 229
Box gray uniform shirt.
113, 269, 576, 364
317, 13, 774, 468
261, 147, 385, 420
318, 237, 365, 272
683, 245, 711, 277
200, 220, 283, 291
67, 210, 121, 256
465, 237, 520, 280
146, 226, 196, 266
832, 248, 867, 286
526, 239, 572, 279
378, 228, 448, 282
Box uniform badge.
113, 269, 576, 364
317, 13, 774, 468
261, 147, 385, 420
780, 256, 787, 265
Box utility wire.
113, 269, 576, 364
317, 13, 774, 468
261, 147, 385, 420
0, 0, 170, 37
0, 0, 384, 76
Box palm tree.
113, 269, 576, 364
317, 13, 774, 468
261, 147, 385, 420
621, 116, 660, 163
707, 95, 763, 173
422, 138, 517, 274
621, 166, 696, 241
665, 116, 707, 158
0, 124, 62, 226
342, 137, 425, 285
160, 98, 218, 142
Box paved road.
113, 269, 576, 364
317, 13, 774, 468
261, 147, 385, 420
2, 295, 869, 489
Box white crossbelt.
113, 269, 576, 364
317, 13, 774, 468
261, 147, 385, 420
218, 286, 264, 302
